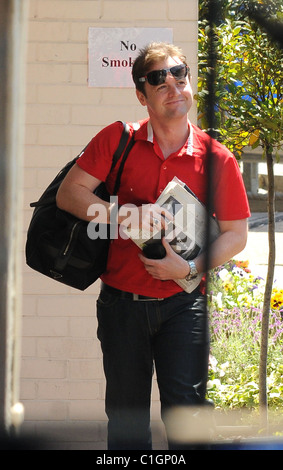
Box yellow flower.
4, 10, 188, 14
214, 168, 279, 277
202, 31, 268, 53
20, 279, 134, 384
224, 282, 233, 291
271, 289, 283, 310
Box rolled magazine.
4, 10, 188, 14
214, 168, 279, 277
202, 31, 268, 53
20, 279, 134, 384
127, 177, 220, 293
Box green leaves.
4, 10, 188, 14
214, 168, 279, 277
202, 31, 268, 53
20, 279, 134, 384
208, 260, 283, 411
198, 2, 283, 158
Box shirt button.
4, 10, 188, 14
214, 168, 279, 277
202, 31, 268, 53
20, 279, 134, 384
163, 165, 167, 170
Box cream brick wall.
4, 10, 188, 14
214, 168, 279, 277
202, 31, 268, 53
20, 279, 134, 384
22, 0, 199, 448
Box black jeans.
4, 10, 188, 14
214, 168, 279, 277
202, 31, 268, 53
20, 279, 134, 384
97, 287, 209, 450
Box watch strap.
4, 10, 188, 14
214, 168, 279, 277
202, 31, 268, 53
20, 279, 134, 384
185, 260, 198, 281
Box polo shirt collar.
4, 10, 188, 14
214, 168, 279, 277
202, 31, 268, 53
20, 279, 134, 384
145, 119, 193, 156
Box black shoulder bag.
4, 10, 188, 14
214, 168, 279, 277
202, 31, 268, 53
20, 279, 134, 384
25, 122, 135, 290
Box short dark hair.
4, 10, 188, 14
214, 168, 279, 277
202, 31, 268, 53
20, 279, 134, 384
132, 42, 188, 94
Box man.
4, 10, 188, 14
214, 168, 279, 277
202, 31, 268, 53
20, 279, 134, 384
57, 42, 250, 449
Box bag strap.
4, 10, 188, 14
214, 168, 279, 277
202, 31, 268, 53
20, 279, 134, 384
111, 122, 130, 171
113, 129, 136, 194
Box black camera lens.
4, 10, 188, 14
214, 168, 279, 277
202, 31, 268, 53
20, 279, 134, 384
142, 242, 166, 259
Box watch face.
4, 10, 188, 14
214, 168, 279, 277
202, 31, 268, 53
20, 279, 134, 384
191, 267, 197, 277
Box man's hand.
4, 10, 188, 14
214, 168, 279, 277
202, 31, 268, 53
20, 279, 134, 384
119, 203, 173, 233
138, 237, 189, 280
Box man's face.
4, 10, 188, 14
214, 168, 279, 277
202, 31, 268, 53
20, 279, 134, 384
136, 56, 193, 122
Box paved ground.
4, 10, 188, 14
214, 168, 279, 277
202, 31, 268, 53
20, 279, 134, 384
234, 212, 283, 287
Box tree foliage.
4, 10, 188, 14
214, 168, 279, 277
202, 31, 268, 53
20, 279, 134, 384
198, 0, 283, 430
198, 0, 283, 158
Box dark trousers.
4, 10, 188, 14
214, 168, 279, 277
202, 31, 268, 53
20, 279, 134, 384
96, 287, 209, 450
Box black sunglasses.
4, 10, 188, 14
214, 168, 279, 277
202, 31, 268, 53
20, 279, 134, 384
139, 64, 189, 86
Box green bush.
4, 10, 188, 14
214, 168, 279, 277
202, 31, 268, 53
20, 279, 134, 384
207, 260, 283, 410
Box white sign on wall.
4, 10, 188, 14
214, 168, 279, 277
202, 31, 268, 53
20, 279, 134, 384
88, 28, 173, 88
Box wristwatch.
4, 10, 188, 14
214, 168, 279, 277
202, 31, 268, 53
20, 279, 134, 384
185, 260, 198, 281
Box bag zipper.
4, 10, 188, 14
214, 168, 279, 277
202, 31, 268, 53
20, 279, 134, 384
63, 221, 81, 256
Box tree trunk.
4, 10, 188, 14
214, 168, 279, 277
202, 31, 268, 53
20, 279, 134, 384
259, 149, 276, 432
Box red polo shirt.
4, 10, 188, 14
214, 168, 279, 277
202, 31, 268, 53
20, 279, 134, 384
77, 119, 250, 297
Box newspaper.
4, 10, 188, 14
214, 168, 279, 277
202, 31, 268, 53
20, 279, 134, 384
127, 177, 220, 293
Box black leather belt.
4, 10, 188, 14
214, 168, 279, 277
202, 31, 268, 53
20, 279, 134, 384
101, 282, 164, 301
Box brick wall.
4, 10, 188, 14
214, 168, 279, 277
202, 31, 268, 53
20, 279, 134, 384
21, 0, 199, 448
